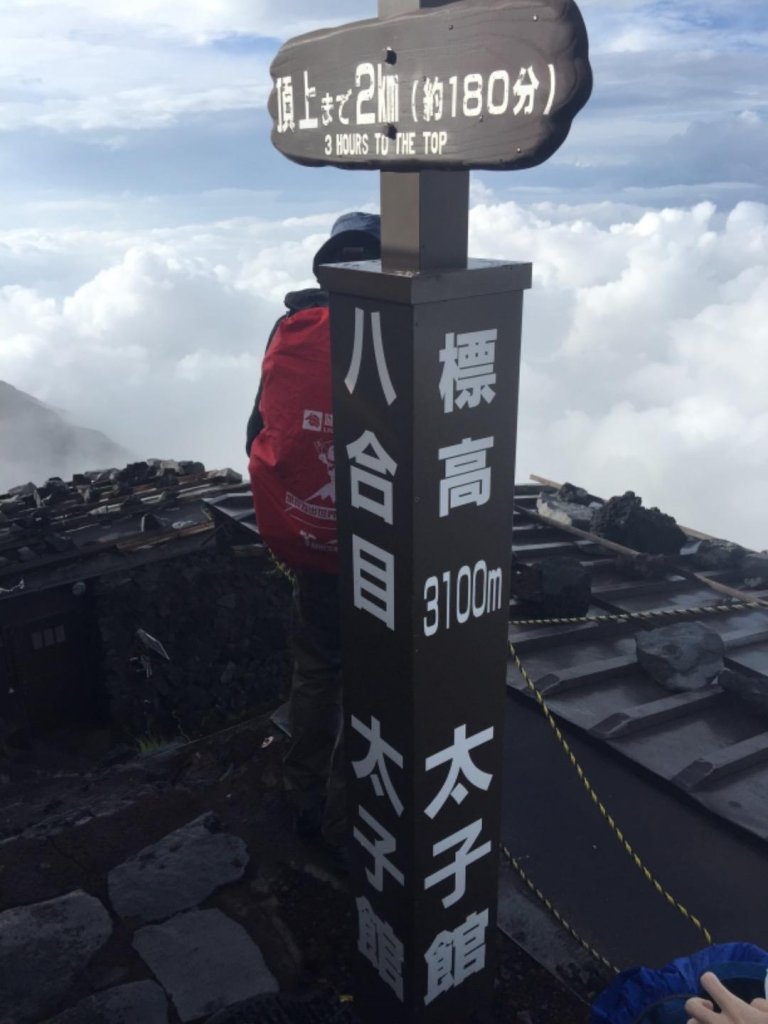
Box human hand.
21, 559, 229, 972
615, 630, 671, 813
685, 972, 768, 1024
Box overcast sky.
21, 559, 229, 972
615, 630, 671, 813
1, 0, 766, 548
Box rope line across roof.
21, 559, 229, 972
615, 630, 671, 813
509, 643, 714, 947
509, 599, 768, 628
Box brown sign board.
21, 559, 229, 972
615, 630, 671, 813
269, 0, 592, 172
318, 260, 531, 1019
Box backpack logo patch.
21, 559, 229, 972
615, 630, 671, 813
303, 409, 323, 432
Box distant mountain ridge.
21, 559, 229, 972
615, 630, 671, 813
0, 381, 131, 493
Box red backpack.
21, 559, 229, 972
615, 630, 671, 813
248, 304, 337, 574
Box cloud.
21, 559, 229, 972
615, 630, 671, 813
471, 197, 768, 548
2, 197, 767, 552
0, 0, 370, 135
0, 3, 766, 548
0, 0, 764, 256
0, 214, 336, 487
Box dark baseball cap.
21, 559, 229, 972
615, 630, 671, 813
313, 211, 381, 278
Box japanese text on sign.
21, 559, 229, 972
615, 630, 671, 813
270, 0, 592, 170
277, 63, 555, 135
276, 62, 556, 161
351, 717, 497, 1006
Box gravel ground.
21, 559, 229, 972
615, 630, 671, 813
0, 714, 595, 1023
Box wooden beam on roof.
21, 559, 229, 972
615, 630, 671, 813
527, 473, 765, 605
673, 732, 768, 791
115, 520, 213, 552
530, 473, 718, 541
590, 689, 723, 740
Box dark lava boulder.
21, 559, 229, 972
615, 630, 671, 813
592, 492, 686, 555
636, 622, 724, 692
693, 539, 748, 571
537, 493, 596, 531
614, 552, 673, 581
510, 556, 592, 619
719, 668, 768, 719
742, 553, 768, 586
555, 482, 593, 506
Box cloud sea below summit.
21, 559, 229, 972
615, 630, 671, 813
0, 0, 766, 549
2, 196, 767, 550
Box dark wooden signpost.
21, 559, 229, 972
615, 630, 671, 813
269, 2, 591, 1021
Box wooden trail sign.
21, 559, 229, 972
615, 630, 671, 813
267, 0, 591, 1019
316, 260, 531, 1023
269, 0, 592, 171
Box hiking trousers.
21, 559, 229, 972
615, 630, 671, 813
283, 569, 346, 845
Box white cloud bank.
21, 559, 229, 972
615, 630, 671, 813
471, 199, 768, 547
1, 198, 767, 550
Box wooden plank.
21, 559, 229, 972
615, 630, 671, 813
674, 733, 768, 791
590, 690, 722, 739
530, 473, 743, 546
115, 521, 213, 552
524, 654, 637, 695
515, 504, 643, 558
269, 0, 592, 171
527, 474, 766, 605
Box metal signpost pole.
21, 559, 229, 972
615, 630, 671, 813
268, 3, 591, 1019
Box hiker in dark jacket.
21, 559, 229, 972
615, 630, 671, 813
246, 212, 381, 852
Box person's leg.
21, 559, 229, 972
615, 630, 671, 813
283, 571, 341, 835
322, 713, 347, 846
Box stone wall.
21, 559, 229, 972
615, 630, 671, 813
95, 551, 293, 741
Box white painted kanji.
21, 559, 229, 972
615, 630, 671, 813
423, 76, 445, 122
347, 430, 397, 525
513, 66, 540, 115
356, 897, 405, 1001
438, 436, 494, 517
298, 70, 318, 130
439, 329, 497, 413
352, 535, 395, 630
336, 88, 353, 125
424, 908, 490, 1005
377, 66, 400, 123
353, 806, 405, 891
424, 820, 492, 908
351, 714, 404, 816
345, 308, 397, 406
425, 724, 494, 819
276, 76, 295, 133
320, 91, 334, 126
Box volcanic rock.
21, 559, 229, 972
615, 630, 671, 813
0, 890, 113, 1022
536, 494, 596, 531
719, 668, 768, 719
510, 557, 592, 619
42, 981, 169, 1024
636, 622, 724, 692
742, 553, 768, 586
108, 812, 249, 924
132, 909, 278, 1022
592, 492, 686, 554
694, 539, 747, 571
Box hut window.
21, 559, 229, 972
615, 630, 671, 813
31, 625, 67, 650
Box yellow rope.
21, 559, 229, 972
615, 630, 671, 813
510, 599, 768, 628
500, 843, 620, 975
266, 547, 296, 583
509, 643, 713, 946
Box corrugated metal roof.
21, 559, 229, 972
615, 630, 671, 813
197, 478, 768, 843
508, 483, 768, 846
0, 462, 245, 597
